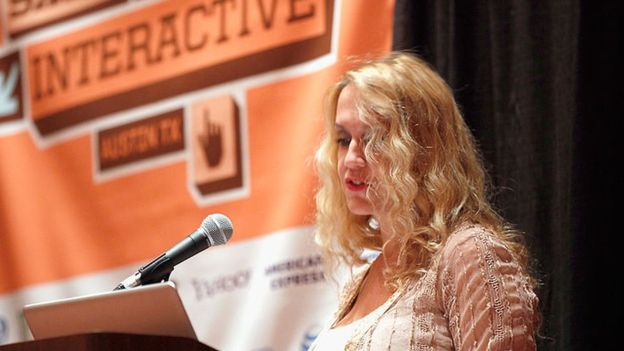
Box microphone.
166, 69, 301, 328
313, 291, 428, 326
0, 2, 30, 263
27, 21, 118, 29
114, 214, 233, 290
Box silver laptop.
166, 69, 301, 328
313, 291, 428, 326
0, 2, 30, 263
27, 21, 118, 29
23, 282, 197, 340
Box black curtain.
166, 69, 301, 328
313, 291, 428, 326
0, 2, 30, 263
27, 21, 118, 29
392, 1, 617, 350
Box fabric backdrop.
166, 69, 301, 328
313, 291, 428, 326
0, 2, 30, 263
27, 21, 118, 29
392, 1, 617, 350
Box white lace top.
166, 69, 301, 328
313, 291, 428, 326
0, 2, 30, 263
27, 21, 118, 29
312, 319, 361, 350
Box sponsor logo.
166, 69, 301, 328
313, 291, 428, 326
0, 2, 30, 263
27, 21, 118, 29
26, 0, 333, 136
0, 316, 7, 343
6, 0, 124, 38
265, 255, 322, 274
301, 324, 322, 351
97, 109, 185, 171
0, 51, 23, 123
191, 95, 243, 196
265, 255, 325, 290
269, 270, 325, 290
190, 269, 251, 301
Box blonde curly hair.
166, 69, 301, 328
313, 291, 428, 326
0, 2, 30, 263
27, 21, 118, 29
315, 52, 534, 289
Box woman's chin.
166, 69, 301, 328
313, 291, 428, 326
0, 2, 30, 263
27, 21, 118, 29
347, 206, 373, 216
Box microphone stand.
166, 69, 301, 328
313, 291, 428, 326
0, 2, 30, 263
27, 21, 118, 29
114, 253, 174, 290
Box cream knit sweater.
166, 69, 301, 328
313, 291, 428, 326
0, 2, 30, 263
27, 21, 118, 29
312, 225, 539, 351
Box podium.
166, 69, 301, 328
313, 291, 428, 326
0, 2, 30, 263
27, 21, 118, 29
0, 333, 218, 351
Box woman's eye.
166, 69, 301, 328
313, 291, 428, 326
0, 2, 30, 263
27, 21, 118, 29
336, 137, 351, 147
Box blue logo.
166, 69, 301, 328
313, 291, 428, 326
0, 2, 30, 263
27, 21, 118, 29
301, 324, 322, 351
0, 316, 8, 344
0, 61, 20, 118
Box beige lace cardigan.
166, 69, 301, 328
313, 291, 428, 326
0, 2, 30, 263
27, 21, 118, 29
312, 225, 539, 350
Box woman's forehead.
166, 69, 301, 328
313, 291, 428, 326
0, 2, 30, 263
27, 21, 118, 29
335, 86, 368, 127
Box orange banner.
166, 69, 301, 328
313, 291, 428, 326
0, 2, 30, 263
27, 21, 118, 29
0, 0, 395, 294
26, 0, 330, 135
1, 1, 395, 346
7, 0, 124, 38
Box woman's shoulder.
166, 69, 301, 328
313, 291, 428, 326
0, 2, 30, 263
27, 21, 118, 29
439, 223, 514, 266
434, 222, 536, 303
434, 222, 533, 290
435, 224, 540, 349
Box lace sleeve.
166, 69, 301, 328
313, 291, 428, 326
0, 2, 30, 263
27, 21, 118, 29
438, 227, 538, 351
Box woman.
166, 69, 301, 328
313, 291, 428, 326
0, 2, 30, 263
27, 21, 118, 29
311, 52, 539, 350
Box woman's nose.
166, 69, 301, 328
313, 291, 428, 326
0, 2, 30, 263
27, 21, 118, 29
344, 140, 365, 168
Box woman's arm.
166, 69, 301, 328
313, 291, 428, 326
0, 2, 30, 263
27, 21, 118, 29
438, 228, 539, 351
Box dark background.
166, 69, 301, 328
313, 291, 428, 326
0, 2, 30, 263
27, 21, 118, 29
392, 1, 617, 350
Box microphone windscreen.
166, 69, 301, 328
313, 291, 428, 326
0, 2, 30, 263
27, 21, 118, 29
201, 213, 233, 246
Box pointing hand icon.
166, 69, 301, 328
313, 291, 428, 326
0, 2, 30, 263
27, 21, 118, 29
197, 109, 223, 168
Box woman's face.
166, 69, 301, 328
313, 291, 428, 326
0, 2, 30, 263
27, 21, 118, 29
335, 85, 375, 216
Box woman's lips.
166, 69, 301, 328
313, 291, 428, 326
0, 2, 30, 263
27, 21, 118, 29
345, 179, 367, 192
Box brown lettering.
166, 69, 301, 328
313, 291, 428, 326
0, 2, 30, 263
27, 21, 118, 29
100, 125, 160, 161
154, 13, 182, 62
159, 117, 182, 144
29, 0, 324, 99
288, 0, 315, 22
31, 55, 44, 100
185, 4, 209, 51
127, 22, 154, 71
9, 0, 30, 17
26, 0, 328, 132
39, 0, 61, 10
213, 0, 234, 43
238, 0, 250, 36
257, 0, 278, 29
97, 110, 184, 170
99, 31, 122, 79
74, 40, 96, 86
45, 48, 71, 96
